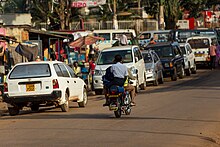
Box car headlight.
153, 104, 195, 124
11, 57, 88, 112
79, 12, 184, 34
130, 66, 137, 75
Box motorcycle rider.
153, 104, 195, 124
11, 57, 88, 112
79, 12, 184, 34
103, 54, 128, 106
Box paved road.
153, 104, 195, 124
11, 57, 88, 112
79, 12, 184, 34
1, 68, 220, 147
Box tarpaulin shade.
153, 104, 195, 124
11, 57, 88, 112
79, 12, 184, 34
15, 44, 38, 61
69, 35, 104, 48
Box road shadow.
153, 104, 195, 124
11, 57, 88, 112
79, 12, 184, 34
140, 68, 220, 95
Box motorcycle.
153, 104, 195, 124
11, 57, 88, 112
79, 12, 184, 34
106, 85, 132, 118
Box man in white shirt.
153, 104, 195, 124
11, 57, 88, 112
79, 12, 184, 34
119, 33, 128, 46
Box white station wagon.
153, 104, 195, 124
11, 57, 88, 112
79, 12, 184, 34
3, 61, 88, 116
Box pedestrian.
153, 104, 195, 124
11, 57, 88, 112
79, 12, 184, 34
72, 61, 81, 77
209, 42, 217, 70
89, 57, 96, 91
119, 33, 128, 46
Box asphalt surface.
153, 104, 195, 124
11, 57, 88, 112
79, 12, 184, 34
1, 67, 220, 147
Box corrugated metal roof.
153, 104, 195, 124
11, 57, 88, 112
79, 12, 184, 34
26, 29, 71, 39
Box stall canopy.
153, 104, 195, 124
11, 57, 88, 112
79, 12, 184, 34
69, 35, 104, 48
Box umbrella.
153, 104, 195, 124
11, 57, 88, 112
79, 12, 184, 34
69, 35, 105, 48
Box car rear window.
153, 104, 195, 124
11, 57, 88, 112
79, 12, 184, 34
9, 64, 51, 79
97, 49, 133, 65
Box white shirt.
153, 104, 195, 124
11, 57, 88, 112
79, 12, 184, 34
111, 62, 128, 78
120, 34, 128, 45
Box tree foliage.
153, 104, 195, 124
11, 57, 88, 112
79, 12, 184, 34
179, 0, 207, 18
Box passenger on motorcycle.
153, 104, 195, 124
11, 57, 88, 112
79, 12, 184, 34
103, 54, 128, 106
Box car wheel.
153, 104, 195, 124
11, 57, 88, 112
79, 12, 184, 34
135, 78, 140, 93
140, 75, 146, 90
8, 107, 19, 116
78, 88, 88, 107
60, 93, 69, 112
171, 67, 177, 81
158, 71, 164, 84
185, 68, 191, 76
191, 62, 197, 74
95, 89, 103, 95
31, 104, 39, 112
179, 65, 185, 79
153, 73, 159, 86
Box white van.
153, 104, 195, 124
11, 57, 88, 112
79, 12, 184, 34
186, 36, 218, 64
93, 45, 146, 95
93, 29, 136, 50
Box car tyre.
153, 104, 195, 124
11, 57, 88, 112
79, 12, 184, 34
140, 75, 146, 90
191, 62, 197, 74
95, 89, 103, 95
185, 68, 191, 76
179, 65, 185, 79
153, 73, 159, 86
135, 78, 140, 93
158, 71, 164, 84
31, 104, 39, 112
60, 93, 69, 112
78, 88, 88, 107
8, 107, 19, 116
171, 67, 177, 81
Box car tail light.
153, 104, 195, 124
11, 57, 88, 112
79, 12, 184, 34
53, 79, 59, 89
169, 62, 173, 67
4, 82, 8, 92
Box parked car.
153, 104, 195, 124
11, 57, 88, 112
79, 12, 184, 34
3, 61, 88, 116
179, 43, 197, 75
93, 45, 146, 95
186, 35, 218, 65
145, 42, 185, 81
142, 49, 164, 86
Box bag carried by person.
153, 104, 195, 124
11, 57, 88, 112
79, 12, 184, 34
102, 66, 114, 86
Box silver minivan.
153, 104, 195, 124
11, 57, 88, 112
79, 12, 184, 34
93, 45, 146, 95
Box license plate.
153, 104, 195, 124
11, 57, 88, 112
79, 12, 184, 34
109, 95, 118, 98
195, 54, 203, 57
26, 84, 35, 92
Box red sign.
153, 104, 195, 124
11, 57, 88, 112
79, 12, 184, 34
71, 0, 105, 8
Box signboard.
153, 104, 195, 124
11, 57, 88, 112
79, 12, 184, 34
71, 0, 106, 8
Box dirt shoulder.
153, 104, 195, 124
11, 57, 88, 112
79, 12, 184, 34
0, 98, 7, 116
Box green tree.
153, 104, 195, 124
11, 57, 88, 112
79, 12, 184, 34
180, 0, 207, 18
164, 0, 181, 29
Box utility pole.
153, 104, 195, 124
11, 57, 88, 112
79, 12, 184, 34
113, 0, 118, 29
158, 0, 165, 30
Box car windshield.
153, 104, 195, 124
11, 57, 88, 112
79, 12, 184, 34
180, 46, 186, 54
9, 64, 51, 79
147, 46, 174, 58
142, 53, 153, 63
187, 38, 210, 48
97, 49, 133, 65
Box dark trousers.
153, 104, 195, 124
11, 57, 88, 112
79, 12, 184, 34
210, 55, 216, 69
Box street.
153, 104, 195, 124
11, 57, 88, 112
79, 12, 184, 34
1, 68, 220, 147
